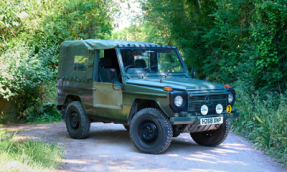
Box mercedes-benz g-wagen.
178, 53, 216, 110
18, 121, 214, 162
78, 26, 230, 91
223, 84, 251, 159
57, 40, 239, 154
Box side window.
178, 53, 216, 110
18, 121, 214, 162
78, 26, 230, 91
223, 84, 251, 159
74, 56, 88, 71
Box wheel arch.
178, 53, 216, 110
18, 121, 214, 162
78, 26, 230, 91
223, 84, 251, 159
63, 94, 87, 114
127, 98, 168, 125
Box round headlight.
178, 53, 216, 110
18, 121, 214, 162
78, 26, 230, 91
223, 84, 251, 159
174, 96, 183, 107
228, 94, 234, 103
216, 104, 223, 114
201, 105, 208, 115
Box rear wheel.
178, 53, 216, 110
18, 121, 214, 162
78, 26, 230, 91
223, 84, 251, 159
65, 101, 91, 139
130, 108, 173, 154
190, 121, 229, 147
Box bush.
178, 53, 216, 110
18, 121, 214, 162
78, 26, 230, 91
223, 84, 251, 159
24, 101, 61, 123
0, 0, 115, 122
0, 42, 55, 99
231, 81, 287, 165
0, 42, 59, 122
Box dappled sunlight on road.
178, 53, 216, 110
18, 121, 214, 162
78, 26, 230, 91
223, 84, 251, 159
2, 122, 286, 172
183, 156, 218, 164
208, 147, 239, 154
166, 154, 179, 157
222, 143, 254, 151
61, 159, 88, 165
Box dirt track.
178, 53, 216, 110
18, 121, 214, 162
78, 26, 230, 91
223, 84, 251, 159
2, 122, 287, 172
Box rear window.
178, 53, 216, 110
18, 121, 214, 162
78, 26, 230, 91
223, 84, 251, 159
74, 56, 88, 71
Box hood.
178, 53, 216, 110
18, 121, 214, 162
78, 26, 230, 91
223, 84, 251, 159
126, 77, 225, 91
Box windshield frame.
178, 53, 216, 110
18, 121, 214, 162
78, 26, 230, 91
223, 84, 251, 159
116, 47, 188, 78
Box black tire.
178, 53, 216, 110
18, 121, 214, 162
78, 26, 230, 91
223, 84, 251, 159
65, 101, 91, 139
123, 125, 130, 132
190, 121, 229, 147
130, 108, 173, 154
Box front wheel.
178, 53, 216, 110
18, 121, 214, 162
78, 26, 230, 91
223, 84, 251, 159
65, 101, 91, 139
190, 121, 229, 147
130, 108, 173, 154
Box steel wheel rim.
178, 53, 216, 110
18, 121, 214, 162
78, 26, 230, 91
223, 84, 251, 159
70, 112, 80, 129
139, 121, 158, 143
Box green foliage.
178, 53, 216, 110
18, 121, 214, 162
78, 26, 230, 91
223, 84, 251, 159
136, 0, 287, 164
0, 42, 60, 122
249, 1, 287, 92
0, 42, 54, 100
139, 0, 287, 92
0, 0, 114, 122
0, 130, 63, 171
109, 22, 166, 44
23, 100, 61, 124
0, 0, 113, 48
231, 81, 287, 165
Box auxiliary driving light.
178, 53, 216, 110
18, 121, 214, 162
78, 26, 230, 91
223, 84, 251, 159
201, 105, 208, 115
216, 104, 223, 114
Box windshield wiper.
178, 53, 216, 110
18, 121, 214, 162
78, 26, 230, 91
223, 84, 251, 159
141, 65, 158, 78
165, 65, 180, 78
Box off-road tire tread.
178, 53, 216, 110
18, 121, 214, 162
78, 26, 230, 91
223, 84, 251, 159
65, 101, 91, 139
130, 108, 173, 154
191, 121, 229, 147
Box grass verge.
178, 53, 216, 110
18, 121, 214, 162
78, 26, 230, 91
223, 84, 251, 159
0, 129, 63, 171
231, 84, 287, 166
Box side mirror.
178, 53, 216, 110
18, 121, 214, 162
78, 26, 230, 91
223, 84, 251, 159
191, 69, 196, 79
108, 68, 119, 91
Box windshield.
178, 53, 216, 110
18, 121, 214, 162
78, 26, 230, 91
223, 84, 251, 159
120, 48, 184, 75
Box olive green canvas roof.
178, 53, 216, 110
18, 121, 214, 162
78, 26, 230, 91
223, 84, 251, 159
58, 40, 175, 80
60, 39, 162, 50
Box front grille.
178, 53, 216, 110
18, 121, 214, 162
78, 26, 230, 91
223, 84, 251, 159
188, 94, 227, 115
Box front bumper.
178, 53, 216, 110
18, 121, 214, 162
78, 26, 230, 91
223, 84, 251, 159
170, 108, 239, 125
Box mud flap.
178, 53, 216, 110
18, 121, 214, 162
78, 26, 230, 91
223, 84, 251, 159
93, 82, 123, 110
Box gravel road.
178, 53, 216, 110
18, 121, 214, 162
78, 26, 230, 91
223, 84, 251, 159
2, 122, 286, 172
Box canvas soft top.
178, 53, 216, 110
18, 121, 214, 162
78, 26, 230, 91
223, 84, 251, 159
60, 40, 162, 50
58, 40, 176, 81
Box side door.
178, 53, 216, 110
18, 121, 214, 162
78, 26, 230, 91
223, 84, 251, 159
92, 49, 125, 121
93, 82, 122, 110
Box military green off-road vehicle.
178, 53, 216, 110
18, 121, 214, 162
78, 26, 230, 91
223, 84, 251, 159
57, 40, 239, 154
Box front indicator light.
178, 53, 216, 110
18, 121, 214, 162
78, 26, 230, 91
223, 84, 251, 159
201, 105, 208, 115
224, 84, 232, 88
216, 104, 223, 114
164, 86, 173, 91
